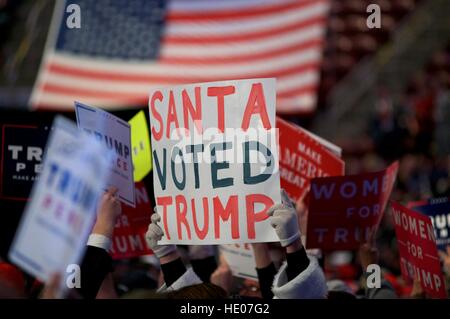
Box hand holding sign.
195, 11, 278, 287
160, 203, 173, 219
145, 211, 176, 259
92, 187, 121, 240
267, 190, 301, 247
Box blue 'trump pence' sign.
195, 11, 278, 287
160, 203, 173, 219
9, 116, 112, 293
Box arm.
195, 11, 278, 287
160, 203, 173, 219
78, 187, 121, 299
285, 239, 310, 281
145, 211, 186, 287
189, 245, 217, 283
268, 190, 328, 299
252, 243, 276, 299
210, 255, 233, 295
268, 190, 309, 280
96, 273, 118, 299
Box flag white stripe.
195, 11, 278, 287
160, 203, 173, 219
47, 48, 321, 76
277, 95, 317, 112
162, 24, 324, 57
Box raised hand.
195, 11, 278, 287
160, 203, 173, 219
92, 187, 122, 239
145, 209, 176, 259
266, 189, 301, 247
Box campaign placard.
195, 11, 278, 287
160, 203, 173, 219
409, 197, 450, 251
8, 116, 112, 294
75, 102, 135, 207
391, 201, 447, 298
306, 162, 398, 250
148, 78, 280, 244
110, 181, 153, 259
0, 124, 50, 200
277, 117, 345, 201
220, 244, 257, 280
129, 111, 152, 182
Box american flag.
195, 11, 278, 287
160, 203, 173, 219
30, 0, 330, 113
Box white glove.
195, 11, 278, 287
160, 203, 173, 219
145, 211, 176, 259
266, 189, 301, 247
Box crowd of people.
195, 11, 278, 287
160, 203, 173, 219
0, 187, 404, 299
1, 46, 449, 299
0, 170, 448, 299
0, 3, 449, 298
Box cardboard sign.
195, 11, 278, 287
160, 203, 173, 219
0, 113, 56, 259
148, 78, 280, 244
111, 181, 153, 259
276, 117, 345, 201
9, 116, 112, 292
410, 197, 450, 251
75, 102, 135, 207
129, 111, 152, 182
220, 244, 257, 280
391, 201, 447, 298
306, 162, 399, 250
0, 124, 50, 200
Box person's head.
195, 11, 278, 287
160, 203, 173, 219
326, 279, 356, 300
167, 283, 228, 299
121, 283, 228, 299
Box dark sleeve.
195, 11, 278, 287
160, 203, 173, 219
256, 262, 277, 299
190, 256, 217, 283
77, 246, 113, 299
160, 258, 187, 287
286, 247, 310, 281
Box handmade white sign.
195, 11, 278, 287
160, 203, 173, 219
148, 78, 280, 244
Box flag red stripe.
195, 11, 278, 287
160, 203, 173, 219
39, 80, 317, 101
160, 38, 323, 64
164, 17, 326, 44
46, 61, 320, 83
277, 85, 318, 99
40, 82, 317, 100
167, 0, 324, 22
